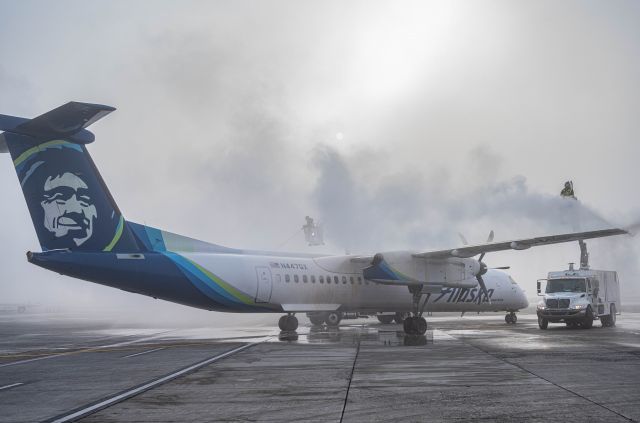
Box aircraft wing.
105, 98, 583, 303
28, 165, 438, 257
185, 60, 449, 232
412, 228, 628, 259
350, 226, 634, 264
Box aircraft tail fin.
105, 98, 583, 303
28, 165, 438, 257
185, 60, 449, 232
1, 102, 141, 252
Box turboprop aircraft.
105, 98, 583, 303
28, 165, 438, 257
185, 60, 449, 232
0, 102, 632, 335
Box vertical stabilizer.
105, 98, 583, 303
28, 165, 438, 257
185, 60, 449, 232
1, 102, 139, 252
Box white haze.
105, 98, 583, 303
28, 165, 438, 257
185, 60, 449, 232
0, 1, 639, 325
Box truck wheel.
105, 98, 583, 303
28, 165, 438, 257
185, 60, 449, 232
582, 306, 594, 329
377, 315, 394, 324
610, 304, 617, 327
538, 316, 548, 329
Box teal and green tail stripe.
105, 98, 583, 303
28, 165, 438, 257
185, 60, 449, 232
163, 251, 271, 311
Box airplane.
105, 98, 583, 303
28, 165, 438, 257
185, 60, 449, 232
0, 102, 632, 335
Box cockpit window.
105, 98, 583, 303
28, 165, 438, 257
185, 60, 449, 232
546, 278, 586, 293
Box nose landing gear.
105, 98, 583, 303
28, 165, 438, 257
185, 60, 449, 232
403, 316, 428, 335
278, 314, 298, 331
505, 312, 518, 324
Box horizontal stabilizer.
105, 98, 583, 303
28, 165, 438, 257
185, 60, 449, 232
0, 101, 115, 144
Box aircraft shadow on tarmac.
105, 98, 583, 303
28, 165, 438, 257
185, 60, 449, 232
278, 324, 431, 346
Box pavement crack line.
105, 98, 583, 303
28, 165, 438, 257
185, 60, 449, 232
340, 337, 361, 423
43, 339, 269, 423
447, 333, 636, 423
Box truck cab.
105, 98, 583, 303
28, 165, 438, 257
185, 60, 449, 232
536, 264, 620, 329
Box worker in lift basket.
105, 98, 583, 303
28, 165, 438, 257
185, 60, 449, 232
561, 181, 576, 199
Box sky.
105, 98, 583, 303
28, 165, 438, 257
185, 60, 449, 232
1, 0, 639, 321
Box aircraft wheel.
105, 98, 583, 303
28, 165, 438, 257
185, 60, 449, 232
278, 315, 298, 331
415, 317, 427, 335
377, 315, 394, 324
403, 317, 427, 335
538, 316, 548, 330
278, 316, 288, 331
403, 317, 415, 334
309, 314, 325, 326
325, 312, 342, 327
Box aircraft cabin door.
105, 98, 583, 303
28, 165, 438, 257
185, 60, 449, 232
255, 266, 273, 303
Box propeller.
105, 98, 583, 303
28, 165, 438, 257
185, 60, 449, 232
476, 252, 491, 304
459, 230, 507, 304
473, 231, 506, 304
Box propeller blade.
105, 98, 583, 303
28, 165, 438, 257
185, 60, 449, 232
458, 232, 469, 246
476, 275, 491, 304
492, 266, 511, 270
479, 252, 485, 262
486, 230, 494, 243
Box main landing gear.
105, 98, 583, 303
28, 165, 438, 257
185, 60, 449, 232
278, 314, 298, 331
403, 285, 429, 335
505, 312, 518, 324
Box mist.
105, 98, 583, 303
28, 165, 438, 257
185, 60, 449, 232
1, 1, 639, 323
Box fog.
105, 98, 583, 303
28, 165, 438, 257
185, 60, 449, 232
1, 1, 639, 324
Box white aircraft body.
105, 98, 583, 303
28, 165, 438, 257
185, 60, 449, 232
0, 102, 632, 335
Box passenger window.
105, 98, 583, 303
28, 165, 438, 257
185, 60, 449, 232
350, 276, 354, 284
285, 274, 290, 283
294, 275, 299, 283
342, 276, 347, 284
303, 275, 308, 283
327, 275, 331, 285
334, 276, 339, 284
275, 274, 282, 283
311, 275, 316, 283
357, 276, 362, 285
319, 276, 324, 284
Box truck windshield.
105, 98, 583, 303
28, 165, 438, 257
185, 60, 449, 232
546, 279, 586, 293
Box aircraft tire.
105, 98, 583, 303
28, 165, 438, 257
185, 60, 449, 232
278, 315, 299, 331
403, 317, 427, 335
325, 312, 341, 327
415, 317, 427, 335
403, 317, 414, 334
287, 316, 299, 331
538, 316, 548, 330
309, 314, 325, 326
278, 316, 288, 331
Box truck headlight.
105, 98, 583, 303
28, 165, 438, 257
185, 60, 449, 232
572, 304, 586, 310
537, 304, 546, 310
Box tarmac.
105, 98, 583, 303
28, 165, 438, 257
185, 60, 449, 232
1, 310, 639, 422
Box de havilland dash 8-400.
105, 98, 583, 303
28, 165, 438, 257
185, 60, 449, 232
0, 102, 632, 335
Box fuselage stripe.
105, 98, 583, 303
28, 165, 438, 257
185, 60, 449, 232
103, 215, 125, 252
161, 252, 268, 311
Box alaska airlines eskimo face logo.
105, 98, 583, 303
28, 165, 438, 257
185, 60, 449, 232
40, 172, 97, 246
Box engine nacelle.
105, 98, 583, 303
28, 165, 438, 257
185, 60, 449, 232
364, 251, 480, 288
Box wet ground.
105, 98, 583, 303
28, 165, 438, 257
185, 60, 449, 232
0, 311, 639, 422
